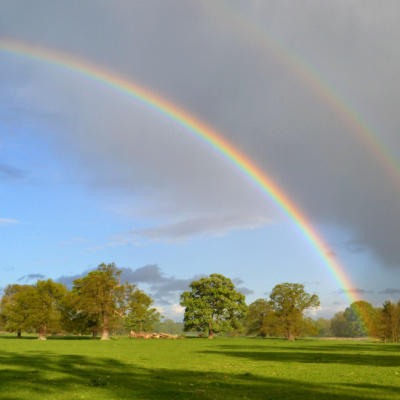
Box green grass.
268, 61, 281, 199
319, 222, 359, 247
1, 335, 400, 399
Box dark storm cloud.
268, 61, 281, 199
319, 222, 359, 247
236, 286, 254, 296
17, 273, 45, 282
56, 268, 94, 288
378, 288, 400, 295
120, 265, 165, 284
2, 1, 400, 265
0, 162, 24, 181
121, 265, 207, 304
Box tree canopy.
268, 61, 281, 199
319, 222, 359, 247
180, 273, 247, 338
27, 279, 68, 340
0, 284, 32, 338
269, 282, 320, 340
72, 262, 158, 340
123, 288, 162, 332
244, 298, 274, 337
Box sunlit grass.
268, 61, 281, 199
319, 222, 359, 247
0, 335, 399, 399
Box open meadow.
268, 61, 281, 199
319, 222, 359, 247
0, 336, 400, 399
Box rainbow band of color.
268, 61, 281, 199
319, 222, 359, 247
216, 0, 400, 192
0, 39, 358, 304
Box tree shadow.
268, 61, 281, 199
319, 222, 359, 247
0, 335, 98, 341
200, 346, 400, 367
212, 339, 400, 354
0, 348, 398, 400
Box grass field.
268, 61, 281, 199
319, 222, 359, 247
0, 335, 400, 399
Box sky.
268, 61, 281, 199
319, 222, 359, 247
1, 0, 400, 321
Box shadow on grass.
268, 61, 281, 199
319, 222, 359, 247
0, 349, 398, 400
0, 335, 99, 341
200, 345, 400, 367
213, 342, 400, 353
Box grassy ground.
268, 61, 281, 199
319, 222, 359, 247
0, 335, 400, 399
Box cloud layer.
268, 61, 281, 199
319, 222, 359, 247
56, 264, 253, 308
1, 1, 400, 267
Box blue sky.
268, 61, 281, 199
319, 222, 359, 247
2, 1, 400, 320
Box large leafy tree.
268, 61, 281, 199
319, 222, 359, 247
180, 273, 247, 338
330, 311, 348, 337
60, 291, 102, 337
0, 284, 32, 338
379, 301, 400, 342
269, 282, 320, 340
123, 288, 161, 332
343, 301, 379, 337
73, 263, 154, 340
244, 298, 274, 337
27, 279, 68, 339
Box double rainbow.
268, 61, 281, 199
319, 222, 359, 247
0, 39, 359, 303
217, 0, 400, 191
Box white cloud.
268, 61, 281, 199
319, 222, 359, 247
0, 218, 18, 226
59, 237, 88, 245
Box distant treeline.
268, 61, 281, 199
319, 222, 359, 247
308, 300, 400, 342
1, 264, 398, 341
244, 299, 400, 342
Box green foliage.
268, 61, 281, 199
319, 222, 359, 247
314, 317, 332, 337
123, 288, 161, 332
331, 311, 348, 337
72, 263, 156, 339
72, 263, 124, 339
379, 300, 400, 342
269, 282, 320, 340
343, 301, 378, 338
0, 284, 32, 337
60, 291, 101, 336
180, 273, 247, 338
154, 319, 184, 335
27, 280, 68, 339
244, 298, 274, 337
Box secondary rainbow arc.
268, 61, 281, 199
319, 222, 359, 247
217, 1, 400, 191
0, 38, 359, 304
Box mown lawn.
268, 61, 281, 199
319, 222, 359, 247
0, 335, 400, 399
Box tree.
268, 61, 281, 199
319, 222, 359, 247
244, 298, 274, 337
73, 263, 155, 340
379, 301, 400, 342
330, 311, 348, 337
180, 273, 247, 338
0, 284, 32, 338
343, 301, 379, 338
27, 279, 68, 339
269, 282, 320, 340
123, 288, 161, 332
155, 319, 184, 335
314, 317, 332, 337
60, 291, 101, 337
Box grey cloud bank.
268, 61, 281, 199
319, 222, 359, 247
1, 1, 400, 269
56, 264, 253, 316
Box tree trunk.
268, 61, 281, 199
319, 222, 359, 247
38, 326, 47, 340
92, 331, 98, 339
101, 328, 110, 340
208, 329, 214, 339
17, 330, 22, 339
287, 332, 294, 341
101, 313, 110, 340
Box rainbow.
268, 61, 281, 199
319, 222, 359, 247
216, 1, 400, 191
0, 38, 359, 304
